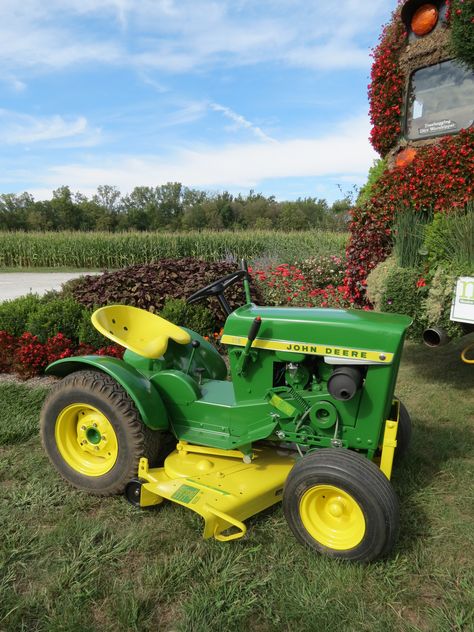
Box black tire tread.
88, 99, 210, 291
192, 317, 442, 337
283, 448, 399, 562
40, 370, 172, 495
394, 398, 412, 460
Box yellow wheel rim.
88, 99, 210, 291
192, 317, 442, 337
299, 484, 366, 550
55, 404, 118, 477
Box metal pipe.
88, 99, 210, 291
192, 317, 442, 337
422, 326, 451, 347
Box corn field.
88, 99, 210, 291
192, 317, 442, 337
0, 231, 348, 268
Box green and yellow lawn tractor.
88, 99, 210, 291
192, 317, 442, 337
40, 264, 412, 562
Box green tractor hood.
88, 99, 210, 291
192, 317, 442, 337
222, 305, 412, 364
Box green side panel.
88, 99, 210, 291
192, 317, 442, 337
151, 370, 201, 405
45, 356, 169, 430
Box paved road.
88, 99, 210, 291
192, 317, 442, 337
0, 272, 90, 301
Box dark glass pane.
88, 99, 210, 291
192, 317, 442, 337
406, 60, 474, 140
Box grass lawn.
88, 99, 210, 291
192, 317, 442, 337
0, 338, 473, 632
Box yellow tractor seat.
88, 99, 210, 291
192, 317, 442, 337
91, 305, 192, 359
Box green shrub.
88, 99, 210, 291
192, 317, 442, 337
356, 159, 387, 206
424, 208, 473, 272
77, 308, 109, 348
160, 298, 215, 336
380, 266, 428, 339
25, 298, 84, 343
0, 294, 42, 336
366, 256, 398, 311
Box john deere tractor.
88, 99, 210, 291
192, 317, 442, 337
40, 264, 412, 562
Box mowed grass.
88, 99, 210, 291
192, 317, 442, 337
0, 231, 348, 269
0, 338, 473, 632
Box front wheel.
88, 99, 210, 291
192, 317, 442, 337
283, 449, 399, 562
40, 370, 172, 495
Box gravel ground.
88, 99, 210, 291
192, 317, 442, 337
0, 272, 86, 301
0, 373, 58, 387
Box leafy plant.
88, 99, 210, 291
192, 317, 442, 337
356, 159, 387, 206
68, 259, 263, 326
298, 254, 346, 289
0, 294, 42, 337
392, 206, 432, 268
77, 308, 109, 349
0, 230, 348, 268
423, 267, 464, 339
25, 298, 84, 343
424, 207, 474, 272
160, 298, 215, 336
450, 0, 474, 69
366, 256, 398, 311
380, 266, 428, 339
346, 130, 474, 305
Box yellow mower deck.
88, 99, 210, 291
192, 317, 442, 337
136, 441, 296, 541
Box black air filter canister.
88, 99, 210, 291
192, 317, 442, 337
327, 366, 364, 401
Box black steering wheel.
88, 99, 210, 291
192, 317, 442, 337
187, 270, 247, 316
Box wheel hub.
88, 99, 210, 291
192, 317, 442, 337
299, 484, 366, 551
55, 404, 118, 477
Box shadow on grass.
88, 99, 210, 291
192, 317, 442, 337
392, 415, 474, 556
401, 334, 474, 391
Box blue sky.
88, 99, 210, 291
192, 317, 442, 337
0, 0, 395, 203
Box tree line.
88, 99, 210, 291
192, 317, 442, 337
0, 184, 351, 232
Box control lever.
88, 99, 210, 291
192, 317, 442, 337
236, 317, 262, 376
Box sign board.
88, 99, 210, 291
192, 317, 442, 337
451, 277, 474, 324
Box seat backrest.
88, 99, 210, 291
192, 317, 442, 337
92, 305, 191, 359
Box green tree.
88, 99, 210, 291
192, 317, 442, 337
0, 193, 33, 230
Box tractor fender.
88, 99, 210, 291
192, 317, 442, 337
45, 356, 169, 431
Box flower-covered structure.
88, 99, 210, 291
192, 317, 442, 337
346, 0, 474, 304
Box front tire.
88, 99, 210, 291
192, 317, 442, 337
40, 370, 171, 495
283, 449, 399, 562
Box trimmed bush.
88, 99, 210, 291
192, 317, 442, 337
366, 256, 397, 311
25, 298, 84, 343
76, 308, 109, 349
0, 294, 42, 337
380, 266, 428, 339
423, 267, 465, 339
160, 298, 215, 337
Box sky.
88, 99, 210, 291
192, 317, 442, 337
0, 0, 396, 203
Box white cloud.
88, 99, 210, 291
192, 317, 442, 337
23, 114, 376, 197
0, 0, 394, 76
0, 110, 101, 145
210, 103, 276, 143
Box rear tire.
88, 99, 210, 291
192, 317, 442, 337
40, 370, 173, 495
283, 449, 399, 562
394, 399, 412, 460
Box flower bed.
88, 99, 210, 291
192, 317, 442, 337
0, 330, 123, 379
346, 130, 474, 304
250, 262, 352, 309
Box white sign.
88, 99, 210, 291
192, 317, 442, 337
451, 277, 474, 324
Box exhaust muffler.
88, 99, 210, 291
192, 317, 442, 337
422, 326, 451, 347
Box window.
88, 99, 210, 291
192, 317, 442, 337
406, 59, 474, 140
